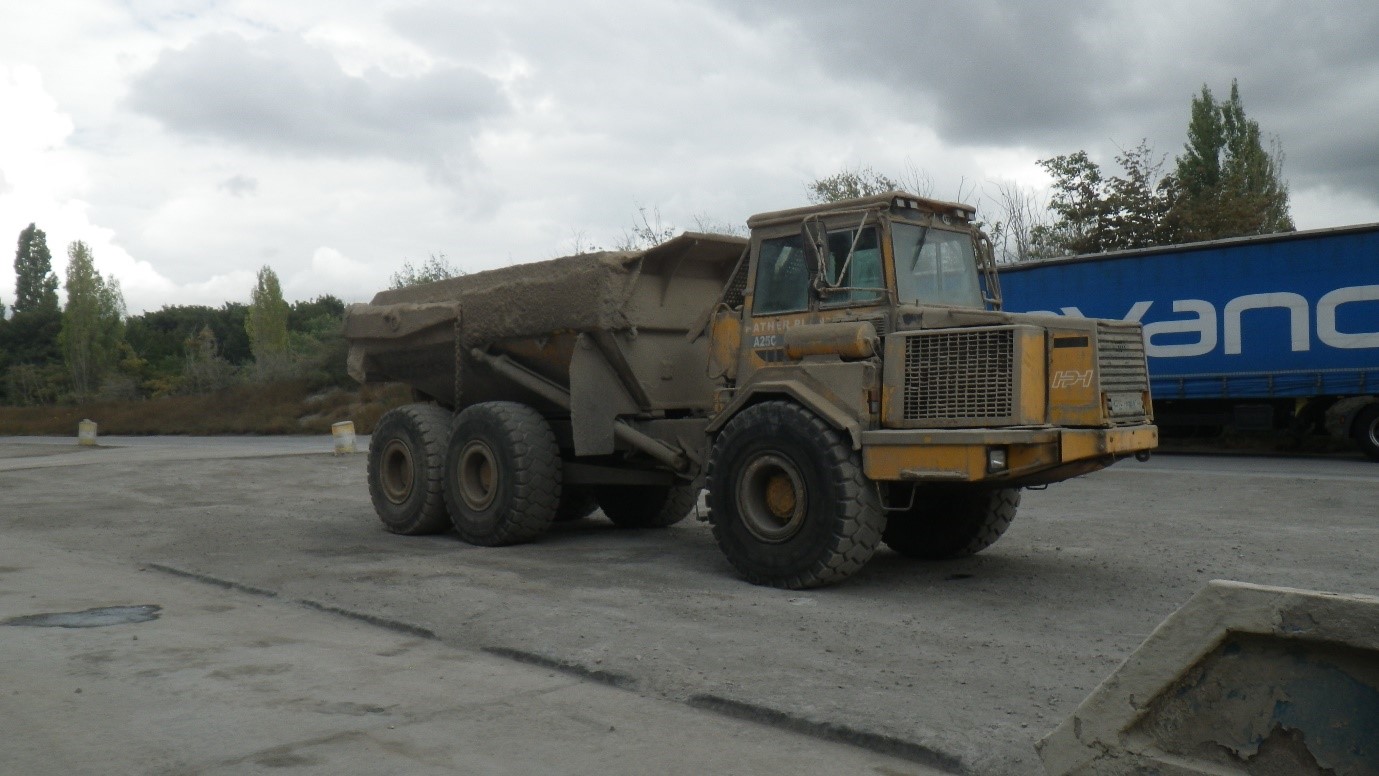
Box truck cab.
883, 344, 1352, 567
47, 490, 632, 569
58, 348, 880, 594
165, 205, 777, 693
708, 191, 1156, 485
695, 192, 1156, 586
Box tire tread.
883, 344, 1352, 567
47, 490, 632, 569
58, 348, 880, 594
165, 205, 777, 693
707, 401, 884, 589
367, 403, 453, 535
446, 402, 561, 546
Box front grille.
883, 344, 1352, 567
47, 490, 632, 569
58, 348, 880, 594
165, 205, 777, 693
1096, 321, 1150, 418
902, 328, 1014, 422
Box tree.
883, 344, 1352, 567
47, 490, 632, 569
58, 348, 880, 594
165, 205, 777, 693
181, 325, 237, 394
1101, 142, 1174, 250
1031, 151, 1111, 256
389, 253, 462, 289
246, 265, 291, 377
614, 206, 676, 251
13, 223, 59, 315
1032, 142, 1178, 256
806, 166, 899, 204
287, 295, 349, 387
59, 241, 127, 397
985, 180, 1049, 263
1167, 80, 1294, 240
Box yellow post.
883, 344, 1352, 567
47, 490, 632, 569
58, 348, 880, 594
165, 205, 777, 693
332, 421, 357, 454
78, 419, 98, 446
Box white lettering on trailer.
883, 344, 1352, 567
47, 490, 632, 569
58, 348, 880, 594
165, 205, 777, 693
1222, 293, 1308, 354
1029, 284, 1379, 358
1318, 285, 1379, 349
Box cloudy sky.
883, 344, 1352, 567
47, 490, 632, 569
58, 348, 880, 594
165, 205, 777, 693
2, 1, 1377, 313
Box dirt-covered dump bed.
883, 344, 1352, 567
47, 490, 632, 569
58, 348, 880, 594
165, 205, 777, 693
345, 233, 747, 408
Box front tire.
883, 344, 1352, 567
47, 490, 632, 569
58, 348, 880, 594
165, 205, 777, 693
594, 484, 698, 528
883, 487, 1020, 559
707, 401, 885, 589
444, 402, 561, 546
366, 403, 452, 535
1353, 404, 1379, 462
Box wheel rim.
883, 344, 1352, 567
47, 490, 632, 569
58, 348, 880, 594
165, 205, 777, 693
1366, 415, 1379, 448
456, 440, 499, 511
737, 453, 806, 543
379, 439, 415, 505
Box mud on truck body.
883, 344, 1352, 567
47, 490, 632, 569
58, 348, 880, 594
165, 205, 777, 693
345, 191, 1157, 588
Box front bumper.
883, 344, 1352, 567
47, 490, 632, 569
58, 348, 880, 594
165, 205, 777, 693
861, 424, 1158, 486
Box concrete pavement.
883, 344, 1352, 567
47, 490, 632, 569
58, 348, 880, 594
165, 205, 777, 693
1, 531, 943, 775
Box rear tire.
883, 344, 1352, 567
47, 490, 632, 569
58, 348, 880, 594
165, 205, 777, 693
883, 487, 1020, 559
366, 403, 452, 535
1353, 404, 1379, 462
444, 402, 561, 546
594, 484, 698, 528
706, 401, 885, 589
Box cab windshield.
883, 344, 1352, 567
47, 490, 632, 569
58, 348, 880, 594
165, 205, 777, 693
892, 222, 983, 308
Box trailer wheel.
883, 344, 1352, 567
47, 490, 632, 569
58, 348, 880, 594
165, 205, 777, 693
882, 487, 1020, 560
444, 402, 561, 546
706, 401, 885, 589
367, 403, 453, 535
555, 486, 599, 522
594, 484, 698, 528
1354, 404, 1379, 462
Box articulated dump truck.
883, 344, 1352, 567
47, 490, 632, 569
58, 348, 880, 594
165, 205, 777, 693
345, 191, 1157, 588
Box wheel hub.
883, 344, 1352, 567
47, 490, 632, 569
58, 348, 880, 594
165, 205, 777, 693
380, 439, 415, 505
457, 440, 499, 511
738, 453, 806, 543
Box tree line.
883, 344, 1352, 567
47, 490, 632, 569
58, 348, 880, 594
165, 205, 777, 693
0, 225, 349, 406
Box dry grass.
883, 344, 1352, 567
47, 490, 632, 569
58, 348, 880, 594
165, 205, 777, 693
0, 382, 413, 436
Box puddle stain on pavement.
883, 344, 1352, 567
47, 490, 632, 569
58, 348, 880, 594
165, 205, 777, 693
3, 605, 161, 628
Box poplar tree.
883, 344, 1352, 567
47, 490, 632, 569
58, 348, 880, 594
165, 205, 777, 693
1167, 80, 1293, 240
59, 241, 127, 397
246, 265, 290, 374
13, 223, 59, 314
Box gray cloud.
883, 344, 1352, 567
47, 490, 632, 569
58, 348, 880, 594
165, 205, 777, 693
709, 1, 1379, 206
218, 174, 257, 196
128, 32, 510, 172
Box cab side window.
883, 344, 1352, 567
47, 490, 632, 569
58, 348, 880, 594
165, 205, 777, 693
753, 235, 811, 315
823, 227, 883, 305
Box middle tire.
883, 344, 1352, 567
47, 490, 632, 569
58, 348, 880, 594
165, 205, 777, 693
882, 486, 1020, 559
444, 401, 561, 546
593, 484, 698, 528
706, 401, 886, 589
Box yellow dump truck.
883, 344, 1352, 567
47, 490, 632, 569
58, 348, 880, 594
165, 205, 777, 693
345, 191, 1156, 588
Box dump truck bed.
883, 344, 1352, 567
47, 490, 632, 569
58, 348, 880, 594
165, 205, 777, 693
345, 233, 747, 410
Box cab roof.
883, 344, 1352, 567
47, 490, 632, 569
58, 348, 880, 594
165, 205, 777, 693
746, 190, 977, 229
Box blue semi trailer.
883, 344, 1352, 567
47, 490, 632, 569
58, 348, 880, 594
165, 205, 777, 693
998, 223, 1379, 460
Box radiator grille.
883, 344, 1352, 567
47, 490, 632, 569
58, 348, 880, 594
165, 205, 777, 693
1096, 321, 1150, 418
902, 329, 1014, 421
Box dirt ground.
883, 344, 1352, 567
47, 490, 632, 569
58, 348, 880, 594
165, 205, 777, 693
3, 437, 1376, 774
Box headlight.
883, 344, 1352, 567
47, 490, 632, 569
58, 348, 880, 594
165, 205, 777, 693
987, 447, 1008, 473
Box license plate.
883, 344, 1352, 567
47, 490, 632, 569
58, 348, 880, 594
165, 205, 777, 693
1108, 392, 1144, 416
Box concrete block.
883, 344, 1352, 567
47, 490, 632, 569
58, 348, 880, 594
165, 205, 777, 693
1039, 579, 1379, 775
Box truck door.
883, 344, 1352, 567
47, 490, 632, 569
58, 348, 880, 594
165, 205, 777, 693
745, 234, 814, 369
